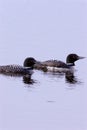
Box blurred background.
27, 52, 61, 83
0, 0, 87, 130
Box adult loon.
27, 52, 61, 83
34, 54, 85, 72
0, 57, 36, 76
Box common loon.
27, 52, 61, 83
0, 57, 36, 76
33, 54, 85, 72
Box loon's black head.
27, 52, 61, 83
66, 54, 85, 65
23, 57, 36, 68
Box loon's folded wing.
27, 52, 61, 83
41, 60, 70, 68
0, 65, 33, 75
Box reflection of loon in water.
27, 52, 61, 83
65, 71, 78, 84
42, 70, 81, 85
23, 75, 35, 85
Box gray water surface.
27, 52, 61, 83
0, 0, 87, 130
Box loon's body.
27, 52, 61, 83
0, 65, 33, 75
0, 58, 36, 76
34, 60, 73, 72
34, 54, 85, 72
40, 60, 73, 72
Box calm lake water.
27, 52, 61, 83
0, 0, 87, 130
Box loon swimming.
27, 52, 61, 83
33, 54, 85, 72
2, 54, 84, 75
0, 57, 36, 76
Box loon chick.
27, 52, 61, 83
0, 57, 36, 76
34, 54, 85, 72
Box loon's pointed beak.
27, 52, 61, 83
78, 56, 85, 60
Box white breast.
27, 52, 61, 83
47, 66, 74, 73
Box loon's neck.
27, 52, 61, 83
24, 66, 34, 70
67, 62, 75, 67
